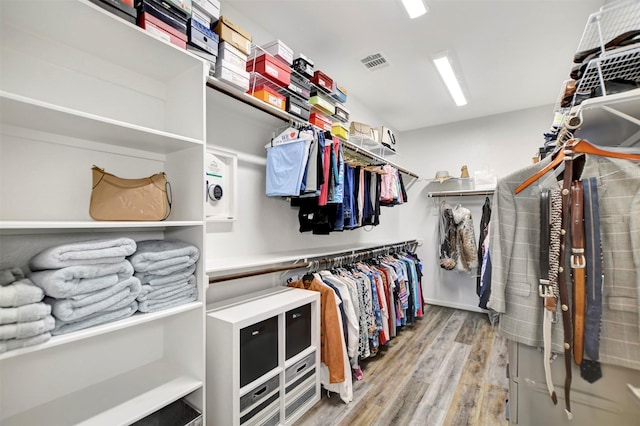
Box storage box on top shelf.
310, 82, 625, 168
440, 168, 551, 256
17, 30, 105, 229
331, 82, 347, 103
333, 104, 350, 122
190, 4, 211, 27
311, 70, 333, 94
249, 84, 286, 111
309, 112, 332, 131
260, 39, 294, 66
139, 11, 187, 49
137, 0, 189, 28
164, 0, 192, 16
286, 95, 311, 120
288, 70, 311, 100
246, 52, 291, 88
331, 122, 349, 140
215, 58, 250, 91
309, 94, 335, 116
187, 18, 218, 55
193, 0, 220, 21
218, 41, 247, 70
212, 16, 252, 56
293, 53, 314, 79
89, 0, 137, 24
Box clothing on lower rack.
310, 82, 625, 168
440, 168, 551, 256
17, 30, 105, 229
287, 249, 423, 404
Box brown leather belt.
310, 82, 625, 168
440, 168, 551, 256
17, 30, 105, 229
571, 181, 586, 365
558, 148, 575, 419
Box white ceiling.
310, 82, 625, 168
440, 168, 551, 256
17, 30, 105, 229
225, 0, 605, 132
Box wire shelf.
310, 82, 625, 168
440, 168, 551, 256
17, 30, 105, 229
575, 45, 640, 95
575, 0, 640, 54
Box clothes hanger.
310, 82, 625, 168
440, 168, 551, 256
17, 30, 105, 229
515, 138, 640, 194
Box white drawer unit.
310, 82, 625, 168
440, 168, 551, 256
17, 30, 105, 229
206, 287, 320, 426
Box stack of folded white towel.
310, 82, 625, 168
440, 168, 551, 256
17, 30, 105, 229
0, 267, 55, 353
129, 240, 199, 313
29, 238, 141, 335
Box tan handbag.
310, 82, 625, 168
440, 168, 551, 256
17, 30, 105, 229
89, 166, 172, 221
349, 122, 374, 139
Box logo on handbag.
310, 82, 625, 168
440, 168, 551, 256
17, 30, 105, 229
89, 166, 172, 221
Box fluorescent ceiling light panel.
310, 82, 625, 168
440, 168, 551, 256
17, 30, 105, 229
433, 56, 467, 106
401, 0, 427, 19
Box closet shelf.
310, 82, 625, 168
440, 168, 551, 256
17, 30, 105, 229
206, 78, 419, 179
349, 134, 397, 158
206, 240, 420, 275
427, 189, 495, 197
0, 221, 203, 233
425, 179, 495, 197
0, 360, 202, 426
0, 93, 203, 154
571, 87, 640, 146
0, 302, 202, 362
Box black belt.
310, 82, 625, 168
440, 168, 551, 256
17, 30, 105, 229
558, 148, 575, 420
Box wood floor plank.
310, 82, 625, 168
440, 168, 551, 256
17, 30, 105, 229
442, 382, 482, 426
455, 312, 481, 345
476, 383, 509, 426
458, 314, 494, 386
486, 335, 509, 387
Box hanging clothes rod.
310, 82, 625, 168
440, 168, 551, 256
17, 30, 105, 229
208, 240, 419, 285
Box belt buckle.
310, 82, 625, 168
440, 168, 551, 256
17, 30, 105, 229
538, 279, 553, 298
571, 248, 585, 269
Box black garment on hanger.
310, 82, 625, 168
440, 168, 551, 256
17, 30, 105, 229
476, 196, 492, 295
374, 173, 381, 226
362, 171, 375, 225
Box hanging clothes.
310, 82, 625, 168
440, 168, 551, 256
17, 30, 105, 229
488, 154, 640, 371
476, 196, 492, 295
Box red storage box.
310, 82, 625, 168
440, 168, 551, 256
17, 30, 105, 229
140, 12, 187, 49
309, 112, 332, 131
311, 70, 333, 93
246, 53, 291, 87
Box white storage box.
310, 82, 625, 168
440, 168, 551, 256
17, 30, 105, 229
260, 39, 293, 65
214, 58, 250, 92
192, 0, 220, 20
218, 41, 247, 70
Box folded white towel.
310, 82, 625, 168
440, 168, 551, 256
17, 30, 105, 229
29, 261, 134, 299
0, 267, 25, 286
137, 275, 196, 302
29, 237, 137, 271
52, 301, 138, 336
0, 303, 51, 324
129, 240, 199, 276
135, 264, 196, 286
138, 287, 198, 313
0, 279, 44, 307
48, 276, 141, 322
0, 332, 51, 354
0, 315, 55, 340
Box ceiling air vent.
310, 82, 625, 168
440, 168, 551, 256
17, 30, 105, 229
360, 52, 390, 71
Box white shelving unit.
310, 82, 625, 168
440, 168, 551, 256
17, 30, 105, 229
206, 287, 321, 426
348, 134, 397, 158
571, 88, 640, 146
0, 1, 207, 424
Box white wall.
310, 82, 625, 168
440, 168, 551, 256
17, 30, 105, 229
397, 104, 553, 311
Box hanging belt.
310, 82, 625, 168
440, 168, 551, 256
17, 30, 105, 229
571, 181, 586, 366
539, 189, 558, 405
581, 177, 603, 383
558, 147, 575, 420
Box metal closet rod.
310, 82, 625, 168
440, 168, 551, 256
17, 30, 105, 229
208, 239, 419, 284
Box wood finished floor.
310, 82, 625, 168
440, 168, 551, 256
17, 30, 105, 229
295, 305, 509, 426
